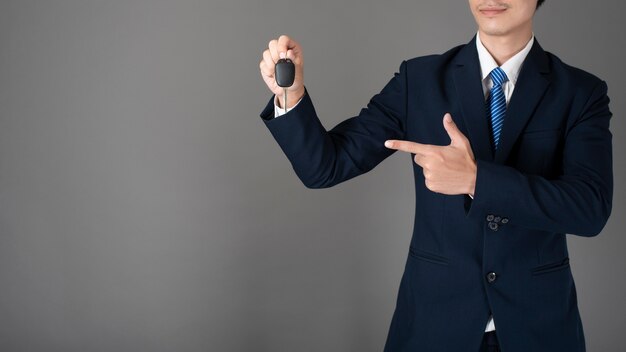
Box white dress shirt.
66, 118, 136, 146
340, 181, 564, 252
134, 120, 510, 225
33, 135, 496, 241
273, 32, 535, 333
477, 32, 534, 105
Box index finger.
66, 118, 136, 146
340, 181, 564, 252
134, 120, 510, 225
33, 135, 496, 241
277, 35, 301, 58
384, 140, 432, 155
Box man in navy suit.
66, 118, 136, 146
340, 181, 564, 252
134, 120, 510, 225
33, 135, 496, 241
258, 0, 612, 351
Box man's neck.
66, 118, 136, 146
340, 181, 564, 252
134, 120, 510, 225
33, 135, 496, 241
478, 30, 533, 66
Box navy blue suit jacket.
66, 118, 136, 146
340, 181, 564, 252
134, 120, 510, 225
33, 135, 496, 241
259, 37, 612, 352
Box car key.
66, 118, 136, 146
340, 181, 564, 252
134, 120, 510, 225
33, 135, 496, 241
275, 58, 295, 110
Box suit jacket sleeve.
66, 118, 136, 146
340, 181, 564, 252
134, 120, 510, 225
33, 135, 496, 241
467, 80, 613, 237
259, 61, 408, 188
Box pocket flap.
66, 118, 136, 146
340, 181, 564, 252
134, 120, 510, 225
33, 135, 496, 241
531, 257, 570, 275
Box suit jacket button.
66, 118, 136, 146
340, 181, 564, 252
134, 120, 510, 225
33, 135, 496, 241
494, 216, 502, 223
486, 272, 497, 283
486, 214, 495, 222
501, 218, 509, 224
488, 222, 499, 231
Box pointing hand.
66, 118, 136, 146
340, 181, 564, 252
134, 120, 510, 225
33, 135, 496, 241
385, 113, 477, 196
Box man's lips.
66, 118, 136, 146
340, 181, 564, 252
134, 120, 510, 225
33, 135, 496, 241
480, 8, 507, 16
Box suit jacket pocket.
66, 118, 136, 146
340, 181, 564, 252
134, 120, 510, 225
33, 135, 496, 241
519, 128, 562, 140
515, 128, 563, 175
531, 257, 570, 275
408, 247, 450, 266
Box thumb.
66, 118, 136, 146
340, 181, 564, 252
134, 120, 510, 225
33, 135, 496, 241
443, 113, 465, 146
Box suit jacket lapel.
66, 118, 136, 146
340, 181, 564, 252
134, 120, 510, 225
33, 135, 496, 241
494, 40, 551, 163
452, 37, 494, 161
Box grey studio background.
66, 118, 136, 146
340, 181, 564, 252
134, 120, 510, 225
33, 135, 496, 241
0, 0, 624, 351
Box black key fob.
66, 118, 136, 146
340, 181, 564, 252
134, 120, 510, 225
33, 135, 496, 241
275, 58, 295, 87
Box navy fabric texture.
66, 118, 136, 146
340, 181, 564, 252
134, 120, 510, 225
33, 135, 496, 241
481, 331, 501, 352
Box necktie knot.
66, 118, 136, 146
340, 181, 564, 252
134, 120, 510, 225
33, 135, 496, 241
489, 67, 508, 87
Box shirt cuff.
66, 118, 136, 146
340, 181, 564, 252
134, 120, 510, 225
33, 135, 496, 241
274, 95, 303, 117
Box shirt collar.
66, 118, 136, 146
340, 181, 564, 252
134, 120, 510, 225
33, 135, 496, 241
476, 31, 534, 85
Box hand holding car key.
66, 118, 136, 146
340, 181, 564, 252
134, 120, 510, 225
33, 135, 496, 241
259, 35, 305, 112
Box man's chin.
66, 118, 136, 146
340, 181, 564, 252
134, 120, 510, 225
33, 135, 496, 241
478, 26, 510, 37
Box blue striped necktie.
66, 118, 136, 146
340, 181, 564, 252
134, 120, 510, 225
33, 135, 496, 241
487, 67, 508, 150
